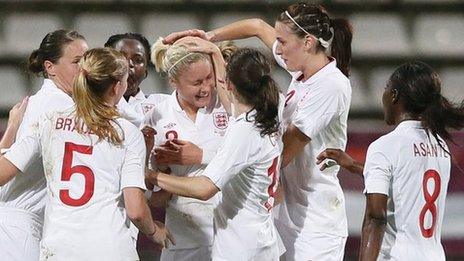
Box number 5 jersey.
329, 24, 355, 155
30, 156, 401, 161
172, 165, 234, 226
363, 120, 450, 261
4, 107, 147, 261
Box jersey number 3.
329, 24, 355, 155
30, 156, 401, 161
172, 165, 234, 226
419, 169, 441, 238
60, 142, 95, 207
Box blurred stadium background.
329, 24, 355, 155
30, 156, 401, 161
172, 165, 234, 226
0, 0, 462, 260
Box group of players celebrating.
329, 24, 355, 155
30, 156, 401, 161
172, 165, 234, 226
0, 2, 463, 261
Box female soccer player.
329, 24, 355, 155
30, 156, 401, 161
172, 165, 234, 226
163, 2, 353, 260
0, 29, 88, 260
0, 48, 172, 260
317, 61, 464, 261
147, 47, 282, 261
105, 33, 169, 127
143, 36, 230, 261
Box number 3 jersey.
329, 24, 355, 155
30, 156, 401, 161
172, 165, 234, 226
363, 120, 450, 261
4, 108, 146, 261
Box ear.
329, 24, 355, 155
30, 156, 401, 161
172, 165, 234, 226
303, 35, 314, 51
44, 60, 55, 77
391, 88, 400, 104
144, 70, 148, 79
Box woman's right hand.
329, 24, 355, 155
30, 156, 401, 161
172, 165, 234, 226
163, 29, 209, 45
7, 97, 28, 130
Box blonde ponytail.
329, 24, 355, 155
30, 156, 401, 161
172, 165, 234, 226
73, 48, 128, 145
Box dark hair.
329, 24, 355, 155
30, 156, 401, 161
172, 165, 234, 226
277, 2, 353, 77
104, 33, 151, 63
389, 61, 464, 145
28, 30, 85, 77
226, 48, 280, 136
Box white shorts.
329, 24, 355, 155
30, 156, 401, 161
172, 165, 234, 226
275, 220, 346, 261
161, 246, 212, 261
0, 208, 42, 261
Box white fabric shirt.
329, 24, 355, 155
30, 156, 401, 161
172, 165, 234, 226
118, 89, 169, 127
0, 79, 74, 226
4, 108, 146, 260
272, 41, 352, 237
363, 121, 449, 261
203, 110, 281, 260
143, 91, 228, 249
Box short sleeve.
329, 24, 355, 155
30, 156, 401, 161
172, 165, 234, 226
202, 123, 254, 190
363, 141, 393, 196
292, 85, 346, 139
4, 122, 42, 172
121, 127, 147, 190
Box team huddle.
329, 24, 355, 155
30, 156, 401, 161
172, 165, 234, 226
0, 2, 463, 261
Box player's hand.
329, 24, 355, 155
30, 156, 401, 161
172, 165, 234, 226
175, 36, 220, 55
163, 29, 208, 44
316, 148, 352, 171
7, 97, 28, 130
154, 139, 202, 165
149, 220, 175, 249
145, 168, 171, 188
141, 126, 156, 153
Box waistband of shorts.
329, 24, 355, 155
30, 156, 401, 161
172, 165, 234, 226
0, 206, 43, 228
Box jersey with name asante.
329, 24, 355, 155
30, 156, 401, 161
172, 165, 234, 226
363, 120, 449, 261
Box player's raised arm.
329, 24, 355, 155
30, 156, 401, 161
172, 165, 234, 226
0, 97, 28, 151
164, 18, 276, 50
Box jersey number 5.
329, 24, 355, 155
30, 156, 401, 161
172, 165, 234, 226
60, 142, 95, 207
419, 169, 441, 238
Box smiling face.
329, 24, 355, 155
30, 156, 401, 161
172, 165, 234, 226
274, 21, 308, 72
113, 38, 148, 98
171, 59, 214, 110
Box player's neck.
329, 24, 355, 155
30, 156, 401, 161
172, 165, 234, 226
300, 53, 330, 82
177, 96, 199, 122
233, 102, 252, 118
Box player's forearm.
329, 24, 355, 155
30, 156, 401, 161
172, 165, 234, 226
0, 157, 20, 186
208, 19, 275, 49
124, 188, 156, 235
0, 124, 18, 150
156, 174, 216, 201
348, 161, 364, 176
211, 51, 232, 114
359, 215, 386, 261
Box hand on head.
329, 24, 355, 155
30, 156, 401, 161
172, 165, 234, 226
7, 97, 29, 129
163, 29, 208, 45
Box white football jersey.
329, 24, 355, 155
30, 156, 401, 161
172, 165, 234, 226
272, 41, 352, 237
203, 110, 282, 260
363, 121, 450, 261
0, 79, 74, 226
118, 89, 169, 127
4, 108, 146, 260
143, 91, 229, 249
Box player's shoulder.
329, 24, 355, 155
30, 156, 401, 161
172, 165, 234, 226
145, 93, 171, 104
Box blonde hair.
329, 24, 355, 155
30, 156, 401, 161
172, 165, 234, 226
151, 37, 210, 80
73, 47, 128, 145
217, 41, 238, 63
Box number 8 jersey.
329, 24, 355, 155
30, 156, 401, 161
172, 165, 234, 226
363, 120, 450, 261
4, 108, 146, 261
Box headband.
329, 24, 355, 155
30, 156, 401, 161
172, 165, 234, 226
285, 11, 330, 49
168, 52, 196, 74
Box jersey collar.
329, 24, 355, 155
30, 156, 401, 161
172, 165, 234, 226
395, 120, 422, 131
129, 89, 146, 103
41, 79, 71, 97
171, 90, 217, 114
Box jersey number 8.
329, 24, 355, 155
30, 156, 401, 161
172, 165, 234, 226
419, 169, 441, 238
59, 142, 95, 207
